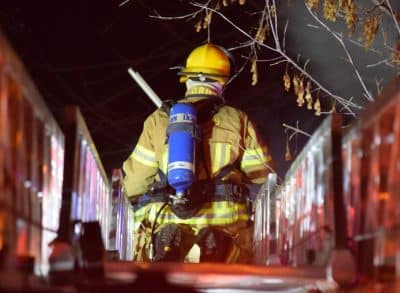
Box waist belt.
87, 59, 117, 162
213, 183, 248, 203
131, 193, 168, 212
132, 183, 248, 212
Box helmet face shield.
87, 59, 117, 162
179, 43, 231, 84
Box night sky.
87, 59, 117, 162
0, 1, 349, 179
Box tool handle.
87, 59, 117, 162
128, 68, 162, 108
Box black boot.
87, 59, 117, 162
153, 224, 182, 262
196, 228, 231, 262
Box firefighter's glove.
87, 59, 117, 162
153, 224, 182, 262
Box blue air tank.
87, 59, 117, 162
167, 103, 196, 196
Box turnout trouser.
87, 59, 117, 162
131, 206, 253, 263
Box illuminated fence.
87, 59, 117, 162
0, 30, 113, 276
58, 106, 111, 250
342, 77, 400, 280
0, 32, 65, 275
254, 77, 400, 282
254, 114, 346, 267
253, 173, 278, 265
110, 169, 134, 260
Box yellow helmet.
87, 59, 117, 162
178, 43, 231, 84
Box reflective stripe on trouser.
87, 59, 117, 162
133, 201, 249, 226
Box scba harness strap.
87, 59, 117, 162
161, 96, 223, 123
132, 167, 249, 217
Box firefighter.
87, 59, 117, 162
122, 43, 273, 263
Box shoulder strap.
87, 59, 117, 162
160, 97, 223, 120
213, 161, 243, 183
160, 100, 177, 115
192, 97, 223, 124
192, 97, 223, 181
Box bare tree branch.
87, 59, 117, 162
150, 0, 375, 115
366, 58, 393, 68
305, 5, 374, 102
191, 1, 362, 114
384, 0, 400, 36
119, 0, 130, 7
283, 123, 311, 137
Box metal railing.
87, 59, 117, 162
57, 106, 111, 251
0, 30, 65, 275
254, 114, 345, 268
342, 76, 400, 281
254, 77, 400, 285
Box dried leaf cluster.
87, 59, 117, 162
269, 4, 276, 16
285, 135, 292, 161
249, 14, 270, 87
195, 11, 212, 32
341, 0, 358, 36
250, 58, 258, 86
306, 0, 319, 10
222, 0, 246, 6
319, 0, 358, 37
195, 0, 246, 32
305, 81, 313, 110
392, 41, 400, 67
283, 69, 291, 92
312, 1, 390, 50
283, 65, 321, 116
362, 15, 381, 49
314, 91, 321, 116
255, 16, 269, 44
199, 11, 214, 32
323, 0, 338, 22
